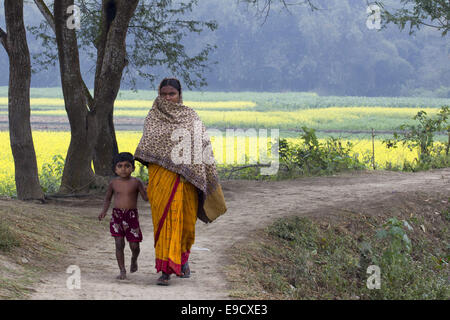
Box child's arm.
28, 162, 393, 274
98, 182, 114, 221
137, 178, 148, 202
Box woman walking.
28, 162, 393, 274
134, 78, 227, 285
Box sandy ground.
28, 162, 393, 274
29, 168, 450, 300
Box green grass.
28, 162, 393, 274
0, 219, 20, 252
0, 278, 35, 299
226, 193, 450, 300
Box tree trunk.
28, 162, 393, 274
3, 0, 44, 200
92, 0, 138, 176
94, 111, 119, 176
54, 0, 97, 194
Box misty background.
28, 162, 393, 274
0, 0, 449, 97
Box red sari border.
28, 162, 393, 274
155, 250, 190, 276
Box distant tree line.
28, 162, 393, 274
1, 0, 448, 97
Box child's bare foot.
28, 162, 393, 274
116, 270, 127, 280
130, 258, 138, 273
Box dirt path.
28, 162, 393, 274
29, 168, 450, 300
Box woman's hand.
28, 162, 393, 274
138, 179, 149, 202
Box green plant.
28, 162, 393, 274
279, 126, 365, 176
383, 106, 449, 170
39, 154, 65, 193
0, 179, 16, 197
362, 216, 449, 299
374, 217, 412, 265
443, 209, 450, 222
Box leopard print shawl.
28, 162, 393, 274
134, 96, 226, 223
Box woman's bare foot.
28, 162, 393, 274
130, 258, 138, 273
116, 270, 127, 280
157, 272, 170, 286
179, 262, 190, 278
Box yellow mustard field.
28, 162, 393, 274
197, 107, 441, 130
0, 131, 419, 192
283, 137, 419, 167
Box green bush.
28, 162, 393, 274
0, 179, 16, 197
279, 126, 366, 176
362, 217, 449, 299
384, 106, 450, 171
39, 154, 65, 193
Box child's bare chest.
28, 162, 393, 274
112, 180, 138, 196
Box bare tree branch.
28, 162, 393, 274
0, 27, 8, 53
240, 0, 318, 25
241, 0, 317, 14
33, 0, 55, 32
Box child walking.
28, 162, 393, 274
98, 152, 148, 280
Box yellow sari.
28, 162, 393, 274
147, 163, 198, 276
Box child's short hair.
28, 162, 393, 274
112, 152, 135, 174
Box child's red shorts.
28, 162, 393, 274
110, 208, 143, 242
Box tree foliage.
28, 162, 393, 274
28, 0, 218, 90
375, 0, 450, 36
